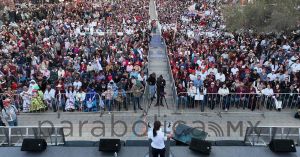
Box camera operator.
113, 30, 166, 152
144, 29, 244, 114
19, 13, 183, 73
147, 72, 156, 100
155, 75, 166, 106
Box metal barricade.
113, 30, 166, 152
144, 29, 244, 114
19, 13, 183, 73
0, 126, 65, 146
174, 92, 300, 113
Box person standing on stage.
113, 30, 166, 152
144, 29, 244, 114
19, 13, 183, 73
148, 121, 166, 157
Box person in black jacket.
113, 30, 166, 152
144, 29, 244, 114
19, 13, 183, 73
147, 72, 156, 100
295, 109, 300, 119
155, 75, 166, 106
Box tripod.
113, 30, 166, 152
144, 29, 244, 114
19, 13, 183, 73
141, 93, 169, 118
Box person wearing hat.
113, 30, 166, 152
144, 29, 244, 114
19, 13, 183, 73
1, 98, 18, 126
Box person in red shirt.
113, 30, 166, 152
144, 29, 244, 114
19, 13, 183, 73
207, 82, 218, 110
176, 84, 187, 109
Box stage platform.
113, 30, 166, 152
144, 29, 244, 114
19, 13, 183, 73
0, 146, 299, 157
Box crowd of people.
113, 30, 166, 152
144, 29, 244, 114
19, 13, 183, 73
0, 0, 151, 114
157, 0, 300, 111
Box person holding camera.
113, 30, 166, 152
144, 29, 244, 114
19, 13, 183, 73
155, 75, 166, 106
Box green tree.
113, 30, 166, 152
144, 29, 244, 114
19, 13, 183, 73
222, 0, 300, 33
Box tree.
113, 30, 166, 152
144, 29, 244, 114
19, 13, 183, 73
222, 0, 300, 33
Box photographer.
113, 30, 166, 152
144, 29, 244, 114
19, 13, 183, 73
147, 72, 156, 100
155, 75, 166, 106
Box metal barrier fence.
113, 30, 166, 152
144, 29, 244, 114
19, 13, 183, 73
163, 38, 177, 107
0, 91, 149, 113
175, 92, 300, 113
0, 126, 65, 146
2, 92, 299, 114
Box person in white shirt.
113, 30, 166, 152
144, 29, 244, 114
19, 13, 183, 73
215, 71, 226, 83
73, 78, 82, 90
262, 84, 274, 110
187, 82, 197, 108
231, 65, 239, 75
75, 88, 86, 111
43, 85, 56, 110
218, 84, 230, 111
208, 66, 218, 75
20, 86, 31, 113
148, 121, 170, 157
267, 70, 277, 81
291, 60, 300, 72
57, 67, 65, 78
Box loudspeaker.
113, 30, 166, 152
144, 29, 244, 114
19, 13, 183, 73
269, 139, 297, 152
189, 138, 211, 155
21, 139, 47, 152
173, 124, 208, 145
99, 139, 121, 152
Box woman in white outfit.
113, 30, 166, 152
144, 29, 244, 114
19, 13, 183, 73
20, 86, 31, 112
65, 86, 76, 111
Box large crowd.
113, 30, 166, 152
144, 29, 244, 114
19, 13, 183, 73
0, 1, 150, 113
157, 0, 300, 111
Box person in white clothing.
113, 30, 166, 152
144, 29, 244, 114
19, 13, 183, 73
267, 70, 277, 81
291, 60, 300, 72
262, 84, 274, 110
218, 84, 230, 111
73, 78, 82, 90
148, 121, 171, 157
215, 71, 226, 82
231, 65, 239, 75
187, 82, 197, 108
20, 86, 31, 112
75, 88, 86, 111
43, 85, 56, 110
65, 86, 76, 111
195, 86, 207, 112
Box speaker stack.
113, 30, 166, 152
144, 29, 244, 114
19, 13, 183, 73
21, 139, 47, 152
99, 139, 121, 152
189, 138, 212, 155
269, 139, 297, 153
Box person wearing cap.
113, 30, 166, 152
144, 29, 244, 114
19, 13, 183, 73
1, 98, 18, 126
